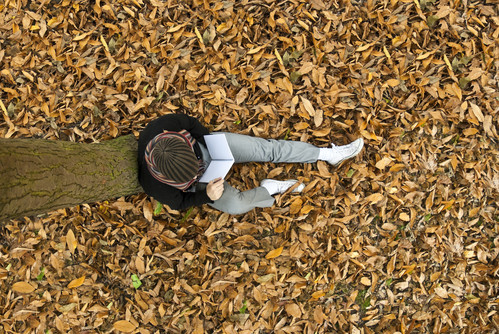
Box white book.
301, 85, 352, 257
198, 134, 234, 183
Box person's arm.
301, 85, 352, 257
141, 176, 225, 211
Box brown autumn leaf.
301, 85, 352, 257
311, 128, 330, 137
463, 128, 479, 136
113, 320, 137, 332
356, 42, 375, 52
375, 156, 393, 170
399, 212, 410, 221
360, 277, 371, 286
299, 96, 315, 117
317, 161, 331, 177
132, 97, 155, 113
135, 256, 145, 274
265, 246, 283, 260
469, 102, 484, 122
365, 193, 384, 204
285, 303, 302, 318
386, 79, 400, 87
382, 223, 397, 231
314, 109, 323, 127
300, 205, 314, 215
235, 87, 249, 104
434, 286, 448, 299
267, 167, 283, 179
430, 272, 441, 282
143, 200, 153, 222
314, 306, 327, 323
298, 62, 314, 74
67, 276, 85, 289
1, 1, 498, 333
294, 122, 309, 130
57, 303, 77, 313
403, 93, 418, 109
66, 229, 77, 254
289, 198, 303, 214
282, 77, 293, 94
311, 291, 326, 299
12, 282, 36, 293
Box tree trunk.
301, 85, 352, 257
0, 135, 142, 221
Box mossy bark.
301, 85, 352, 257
0, 135, 142, 221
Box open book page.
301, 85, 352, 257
198, 134, 235, 182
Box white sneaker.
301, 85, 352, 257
323, 138, 364, 165
261, 179, 305, 195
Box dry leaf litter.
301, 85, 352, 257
0, 0, 498, 333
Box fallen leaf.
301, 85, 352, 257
66, 229, 77, 254
365, 193, 384, 204
311, 128, 330, 137
399, 212, 410, 221
314, 109, 323, 127
300, 205, 314, 215
289, 198, 303, 214
375, 157, 393, 170
356, 43, 374, 52
235, 87, 249, 104
311, 291, 326, 299
469, 102, 484, 122
386, 79, 399, 87
113, 320, 137, 332
300, 96, 315, 116
167, 23, 187, 33
294, 122, 309, 130
256, 274, 274, 283
416, 50, 436, 60
381, 223, 397, 231
67, 276, 85, 289
285, 303, 302, 317
12, 282, 36, 293
247, 44, 267, 55
265, 247, 283, 259
58, 303, 77, 313
463, 128, 479, 136
360, 277, 371, 286
143, 201, 153, 222
282, 77, 293, 94
403, 93, 418, 109
435, 286, 448, 299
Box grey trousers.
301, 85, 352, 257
196, 133, 320, 215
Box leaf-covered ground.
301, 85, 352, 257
1, 0, 498, 333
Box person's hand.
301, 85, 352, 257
206, 178, 224, 201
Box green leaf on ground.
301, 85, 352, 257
37, 267, 45, 281
154, 202, 163, 215
346, 169, 355, 178
131, 274, 142, 289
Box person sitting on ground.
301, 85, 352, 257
138, 113, 364, 215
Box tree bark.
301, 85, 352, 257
0, 135, 142, 221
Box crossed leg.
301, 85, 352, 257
197, 133, 321, 214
